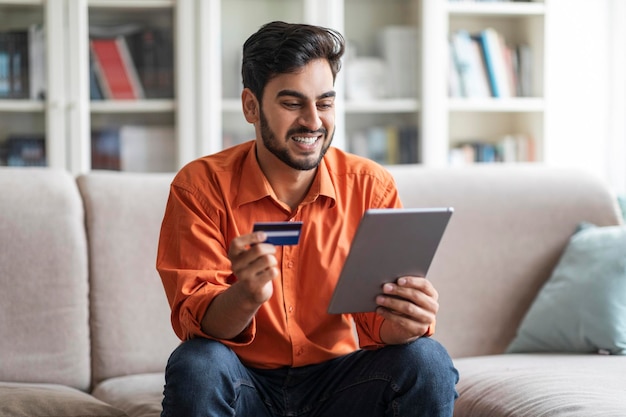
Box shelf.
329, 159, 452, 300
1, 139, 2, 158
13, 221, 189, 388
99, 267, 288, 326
448, 97, 544, 112
345, 98, 420, 114
0, 0, 42, 6
87, 0, 174, 8
447, 2, 546, 17
0, 100, 45, 112
90, 100, 175, 113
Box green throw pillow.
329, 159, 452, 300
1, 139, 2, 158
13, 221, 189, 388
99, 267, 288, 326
507, 222, 626, 355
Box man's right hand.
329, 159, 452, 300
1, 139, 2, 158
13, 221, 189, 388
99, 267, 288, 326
228, 231, 279, 304
200, 231, 279, 340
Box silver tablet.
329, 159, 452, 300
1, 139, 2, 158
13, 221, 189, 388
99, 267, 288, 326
327, 207, 453, 314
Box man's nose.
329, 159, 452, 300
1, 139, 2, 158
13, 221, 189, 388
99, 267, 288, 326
298, 104, 322, 131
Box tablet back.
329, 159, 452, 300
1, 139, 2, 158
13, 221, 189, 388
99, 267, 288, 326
327, 207, 453, 314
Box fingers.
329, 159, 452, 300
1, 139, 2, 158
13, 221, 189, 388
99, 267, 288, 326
386, 276, 439, 303
376, 277, 439, 324
229, 232, 273, 269
228, 232, 278, 298
376, 277, 439, 342
228, 231, 269, 257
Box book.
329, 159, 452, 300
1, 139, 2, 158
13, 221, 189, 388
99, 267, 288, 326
91, 128, 121, 170
448, 39, 462, 97
450, 30, 491, 98
125, 28, 174, 99
449, 143, 476, 166
90, 23, 174, 99
4, 134, 46, 166
0, 33, 9, 97
89, 50, 104, 100
9, 30, 29, 98
367, 126, 389, 164
516, 44, 533, 97
348, 125, 419, 165
502, 42, 518, 96
399, 125, 419, 164
28, 24, 46, 100
449, 133, 536, 165
477, 28, 512, 98
90, 36, 144, 100
0, 30, 30, 99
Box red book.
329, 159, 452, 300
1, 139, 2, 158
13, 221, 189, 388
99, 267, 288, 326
90, 37, 144, 100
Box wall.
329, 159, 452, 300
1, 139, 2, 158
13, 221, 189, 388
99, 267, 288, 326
546, 0, 624, 194
608, 0, 626, 194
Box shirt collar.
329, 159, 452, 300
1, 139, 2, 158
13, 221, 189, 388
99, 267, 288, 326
234, 142, 337, 209
310, 154, 337, 207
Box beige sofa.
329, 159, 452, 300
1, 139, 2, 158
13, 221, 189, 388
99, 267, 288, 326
0, 164, 624, 416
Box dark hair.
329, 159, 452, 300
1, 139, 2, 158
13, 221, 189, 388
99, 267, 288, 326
241, 21, 345, 101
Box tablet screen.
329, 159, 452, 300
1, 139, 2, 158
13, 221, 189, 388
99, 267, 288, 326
327, 207, 453, 314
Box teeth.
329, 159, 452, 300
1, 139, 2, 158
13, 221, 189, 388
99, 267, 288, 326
293, 136, 317, 145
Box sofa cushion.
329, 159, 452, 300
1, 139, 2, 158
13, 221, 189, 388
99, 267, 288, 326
77, 172, 180, 385
92, 373, 165, 417
0, 168, 91, 390
453, 354, 626, 417
0, 382, 127, 417
507, 223, 626, 354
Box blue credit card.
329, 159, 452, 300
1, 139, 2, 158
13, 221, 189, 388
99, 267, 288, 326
253, 221, 303, 245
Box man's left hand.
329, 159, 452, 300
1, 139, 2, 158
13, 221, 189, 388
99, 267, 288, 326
376, 276, 439, 345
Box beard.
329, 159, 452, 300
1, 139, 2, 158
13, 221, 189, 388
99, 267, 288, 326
259, 108, 334, 171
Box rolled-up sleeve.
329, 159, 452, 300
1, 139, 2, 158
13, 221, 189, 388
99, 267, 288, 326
353, 313, 436, 349
156, 181, 236, 341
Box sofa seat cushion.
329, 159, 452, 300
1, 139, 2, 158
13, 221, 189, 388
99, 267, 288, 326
453, 354, 626, 417
92, 373, 165, 417
0, 382, 127, 417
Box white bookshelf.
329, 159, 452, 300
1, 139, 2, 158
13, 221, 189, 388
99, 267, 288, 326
0, 0, 195, 173
422, 0, 547, 166
0, 0, 549, 173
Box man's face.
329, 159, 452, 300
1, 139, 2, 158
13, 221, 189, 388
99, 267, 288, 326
256, 59, 336, 171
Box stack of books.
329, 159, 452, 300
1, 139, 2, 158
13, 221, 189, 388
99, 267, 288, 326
449, 28, 532, 98
89, 25, 174, 100
0, 25, 45, 100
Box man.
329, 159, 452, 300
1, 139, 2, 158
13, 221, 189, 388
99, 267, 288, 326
157, 21, 458, 416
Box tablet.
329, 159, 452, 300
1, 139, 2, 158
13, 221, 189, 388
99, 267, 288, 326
327, 207, 453, 314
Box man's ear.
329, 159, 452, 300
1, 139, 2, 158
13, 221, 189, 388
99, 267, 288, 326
242, 88, 259, 123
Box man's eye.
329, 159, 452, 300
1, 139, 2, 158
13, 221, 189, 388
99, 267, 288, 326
318, 102, 333, 110
283, 102, 300, 108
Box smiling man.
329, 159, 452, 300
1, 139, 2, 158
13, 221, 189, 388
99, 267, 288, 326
157, 21, 458, 417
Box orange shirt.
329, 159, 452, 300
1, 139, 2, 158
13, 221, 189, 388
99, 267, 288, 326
157, 141, 421, 369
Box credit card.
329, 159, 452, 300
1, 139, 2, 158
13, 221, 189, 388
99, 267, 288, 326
253, 221, 303, 245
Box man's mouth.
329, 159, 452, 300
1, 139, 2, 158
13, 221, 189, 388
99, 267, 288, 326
292, 136, 320, 145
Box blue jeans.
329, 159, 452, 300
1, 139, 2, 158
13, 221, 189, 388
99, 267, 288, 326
161, 337, 458, 417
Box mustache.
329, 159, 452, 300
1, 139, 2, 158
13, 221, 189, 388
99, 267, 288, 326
287, 127, 327, 136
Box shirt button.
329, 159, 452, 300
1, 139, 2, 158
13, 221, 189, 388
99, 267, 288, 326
287, 261, 294, 268
296, 347, 304, 356
288, 306, 294, 313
